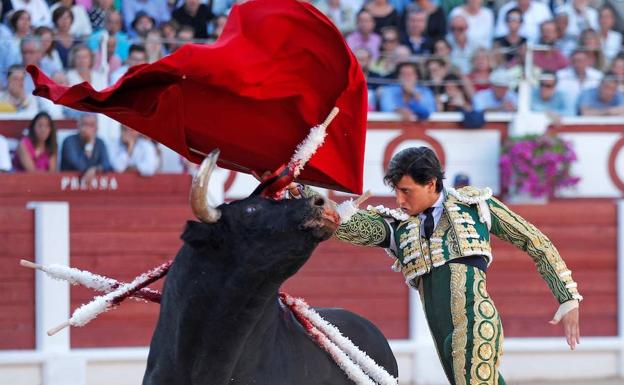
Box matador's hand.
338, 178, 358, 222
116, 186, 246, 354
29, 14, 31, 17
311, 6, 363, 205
550, 307, 580, 350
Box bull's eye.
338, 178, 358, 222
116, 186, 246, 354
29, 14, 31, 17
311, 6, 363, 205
245, 206, 258, 214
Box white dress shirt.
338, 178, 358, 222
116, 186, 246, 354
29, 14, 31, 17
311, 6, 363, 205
418, 191, 445, 236
11, 0, 52, 27
109, 137, 159, 176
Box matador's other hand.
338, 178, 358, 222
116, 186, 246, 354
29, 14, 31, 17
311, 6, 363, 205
550, 307, 580, 350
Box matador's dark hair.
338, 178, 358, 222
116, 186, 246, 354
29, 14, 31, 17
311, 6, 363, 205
383, 147, 445, 192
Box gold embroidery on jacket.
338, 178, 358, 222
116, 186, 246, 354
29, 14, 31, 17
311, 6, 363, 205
450, 264, 468, 385
489, 199, 581, 303
470, 269, 501, 385
334, 211, 388, 246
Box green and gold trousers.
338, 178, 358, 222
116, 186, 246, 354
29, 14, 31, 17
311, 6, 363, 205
418, 263, 506, 385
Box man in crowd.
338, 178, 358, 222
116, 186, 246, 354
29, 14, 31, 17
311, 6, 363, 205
473, 69, 518, 112
556, 49, 603, 114
109, 124, 159, 176
0, 65, 38, 117
579, 74, 624, 116
61, 113, 112, 182
379, 61, 436, 121
531, 72, 574, 118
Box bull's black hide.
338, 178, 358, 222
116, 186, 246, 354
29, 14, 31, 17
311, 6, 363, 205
143, 195, 398, 385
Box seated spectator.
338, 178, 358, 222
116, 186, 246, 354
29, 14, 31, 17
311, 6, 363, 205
598, 5, 622, 63
447, 15, 478, 74
87, 11, 131, 62
20, 37, 61, 95
0, 134, 10, 172
493, 8, 527, 66
110, 44, 148, 85
437, 73, 472, 112
379, 61, 436, 120
37, 70, 70, 119
610, 54, 624, 93
172, 0, 214, 40
554, 10, 577, 57
354, 48, 384, 90
533, 20, 569, 72
425, 57, 449, 100
531, 72, 574, 118
556, 49, 603, 112
555, 0, 598, 39
580, 28, 607, 71
109, 125, 159, 176
145, 29, 165, 63
121, 0, 170, 34
94, 33, 122, 75
495, 0, 552, 44
4, 10, 32, 73
363, 0, 400, 35
578, 74, 624, 116
315, 0, 356, 35
53, 6, 79, 68
88, 0, 114, 31
0, 65, 38, 117
67, 44, 107, 91
466, 47, 493, 94
403, 0, 446, 43
347, 10, 382, 61
432, 38, 462, 75
11, 0, 52, 27
60, 113, 112, 180
171, 25, 195, 53
449, 0, 494, 48
50, 0, 92, 38
400, 9, 432, 55
12, 112, 57, 172
35, 26, 63, 74
211, 14, 228, 41
472, 69, 518, 112
371, 27, 403, 76
160, 20, 180, 54
130, 11, 156, 39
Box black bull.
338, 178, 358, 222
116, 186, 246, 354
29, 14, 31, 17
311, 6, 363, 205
142, 152, 398, 385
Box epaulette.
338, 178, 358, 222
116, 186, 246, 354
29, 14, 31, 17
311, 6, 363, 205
366, 205, 410, 221
447, 186, 493, 205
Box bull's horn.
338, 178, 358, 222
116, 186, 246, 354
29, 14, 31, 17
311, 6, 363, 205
190, 149, 222, 223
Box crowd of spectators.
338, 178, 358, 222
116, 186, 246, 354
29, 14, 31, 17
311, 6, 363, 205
0, 0, 623, 176
340, 0, 624, 120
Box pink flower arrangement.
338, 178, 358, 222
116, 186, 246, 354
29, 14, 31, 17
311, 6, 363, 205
500, 134, 580, 198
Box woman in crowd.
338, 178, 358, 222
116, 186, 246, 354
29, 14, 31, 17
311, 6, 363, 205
597, 5, 623, 64
12, 112, 58, 172
363, 0, 400, 35
465, 47, 493, 95
53, 6, 79, 68
579, 28, 607, 71
35, 26, 63, 73
609, 54, 624, 93
50, 0, 92, 37
438, 73, 472, 112
67, 44, 107, 91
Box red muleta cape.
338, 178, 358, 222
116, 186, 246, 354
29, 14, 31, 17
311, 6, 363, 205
28, 0, 367, 194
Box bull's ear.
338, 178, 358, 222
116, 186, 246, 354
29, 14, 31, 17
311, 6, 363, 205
181, 221, 224, 250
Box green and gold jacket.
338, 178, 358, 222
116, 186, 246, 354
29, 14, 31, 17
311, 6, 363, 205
324, 186, 582, 305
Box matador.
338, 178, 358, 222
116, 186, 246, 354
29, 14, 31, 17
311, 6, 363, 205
292, 146, 581, 385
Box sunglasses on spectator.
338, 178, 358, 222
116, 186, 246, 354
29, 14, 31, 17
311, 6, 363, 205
540, 82, 556, 88
451, 26, 467, 32
506, 15, 522, 22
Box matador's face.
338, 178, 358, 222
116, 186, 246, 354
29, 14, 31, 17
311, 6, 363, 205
394, 175, 439, 216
